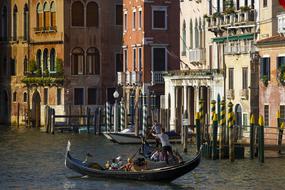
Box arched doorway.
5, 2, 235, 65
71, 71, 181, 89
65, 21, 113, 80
32, 90, 41, 128
235, 104, 242, 140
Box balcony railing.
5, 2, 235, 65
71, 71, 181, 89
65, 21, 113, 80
226, 89, 235, 100
240, 89, 249, 100
117, 72, 126, 85
34, 26, 57, 33
189, 48, 205, 63
131, 71, 142, 85
208, 9, 255, 29
224, 45, 253, 54
151, 71, 165, 85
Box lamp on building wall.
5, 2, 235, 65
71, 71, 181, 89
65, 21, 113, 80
113, 90, 119, 133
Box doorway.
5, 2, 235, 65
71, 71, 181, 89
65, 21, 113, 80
32, 90, 41, 128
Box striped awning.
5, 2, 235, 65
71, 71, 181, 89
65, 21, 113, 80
212, 33, 255, 43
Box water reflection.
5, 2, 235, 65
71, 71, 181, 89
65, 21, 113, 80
0, 126, 285, 190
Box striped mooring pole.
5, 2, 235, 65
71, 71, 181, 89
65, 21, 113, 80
199, 100, 205, 141
143, 104, 148, 137
228, 102, 234, 162
258, 116, 265, 163
120, 101, 125, 130
212, 113, 218, 160
106, 102, 110, 131
211, 100, 216, 121
219, 100, 226, 159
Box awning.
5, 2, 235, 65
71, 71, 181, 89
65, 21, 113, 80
212, 33, 254, 43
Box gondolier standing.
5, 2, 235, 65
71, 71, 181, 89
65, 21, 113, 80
152, 128, 174, 165
151, 120, 162, 147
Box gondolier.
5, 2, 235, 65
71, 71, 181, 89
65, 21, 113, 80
151, 120, 162, 147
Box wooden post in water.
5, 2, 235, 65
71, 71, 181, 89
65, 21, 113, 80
250, 114, 255, 160
98, 107, 102, 135
51, 109, 55, 134
199, 100, 205, 141
212, 113, 218, 160
87, 107, 90, 134
258, 116, 264, 163
228, 102, 234, 162
277, 111, 283, 154
120, 101, 125, 131
93, 108, 97, 135
17, 102, 20, 128
195, 113, 201, 152
219, 100, 226, 159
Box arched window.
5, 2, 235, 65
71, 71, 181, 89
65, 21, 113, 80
43, 49, 48, 71
13, 5, 18, 41
43, 2, 50, 30
86, 47, 100, 75
50, 48, 55, 72
23, 56, 28, 74
36, 3, 43, 29
24, 4, 29, 41
182, 20, 186, 55
71, 48, 84, 75
36, 49, 42, 69
72, 1, 84, 26
50, 1, 56, 30
189, 19, 193, 49
87, 2, 99, 27
199, 18, 203, 48
23, 92, 28, 102
2, 6, 8, 40
10, 58, 16, 76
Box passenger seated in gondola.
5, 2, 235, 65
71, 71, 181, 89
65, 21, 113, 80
150, 149, 164, 162
132, 157, 147, 171
119, 158, 133, 171
110, 158, 119, 170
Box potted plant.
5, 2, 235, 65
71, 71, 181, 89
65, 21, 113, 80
56, 58, 64, 75
278, 66, 285, 86
240, 6, 251, 12
28, 60, 37, 74
261, 75, 269, 87
224, 7, 235, 15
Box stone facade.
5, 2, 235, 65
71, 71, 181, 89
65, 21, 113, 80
0, 0, 122, 126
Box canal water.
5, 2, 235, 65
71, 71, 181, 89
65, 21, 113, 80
1, 126, 285, 190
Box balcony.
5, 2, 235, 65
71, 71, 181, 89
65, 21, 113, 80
34, 26, 57, 33
189, 48, 205, 63
207, 8, 255, 31
117, 72, 126, 85
151, 71, 165, 85
22, 72, 64, 87
131, 71, 142, 85
126, 71, 132, 85
226, 89, 235, 100
224, 44, 254, 55
240, 89, 249, 100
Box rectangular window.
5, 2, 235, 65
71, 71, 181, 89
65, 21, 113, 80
277, 56, 285, 71
116, 53, 123, 72
280, 105, 285, 119
123, 49, 128, 72
74, 88, 84, 105
229, 68, 234, 90
44, 88, 48, 105
138, 47, 142, 71
242, 113, 248, 127
264, 105, 269, 127
116, 5, 123, 25
57, 88, 62, 105
138, 10, 142, 29
133, 48, 136, 71
132, 11, 136, 30
236, 0, 240, 10
263, 0, 267, 7
152, 7, 167, 30
88, 88, 97, 105
260, 57, 270, 81
153, 47, 166, 71
242, 67, 248, 89
123, 12, 127, 31
10, 59, 16, 76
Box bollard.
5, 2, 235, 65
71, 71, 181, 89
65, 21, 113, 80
258, 116, 265, 163
195, 112, 201, 152
219, 100, 226, 159
212, 113, 218, 160
228, 102, 234, 162
250, 114, 255, 160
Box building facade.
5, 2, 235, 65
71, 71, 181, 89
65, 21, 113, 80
119, 0, 180, 125
257, 0, 285, 143
164, 0, 224, 132
207, 0, 260, 126
0, 0, 123, 126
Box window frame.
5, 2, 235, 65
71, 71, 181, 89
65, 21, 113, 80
228, 68, 234, 90
123, 11, 127, 32
87, 87, 97, 105
152, 6, 167, 30
138, 8, 142, 30
151, 46, 167, 71
74, 88, 84, 105
132, 9, 136, 30
123, 48, 128, 72
132, 47, 137, 71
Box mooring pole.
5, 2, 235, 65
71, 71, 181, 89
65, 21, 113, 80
212, 113, 218, 160
250, 114, 255, 160
228, 102, 234, 162
199, 100, 205, 141
195, 113, 201, 152
258, 116, 264, 163
182, 110, 189, 153
219, 100, 226, 159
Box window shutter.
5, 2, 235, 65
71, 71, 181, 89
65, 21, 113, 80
267, 58, 271, 81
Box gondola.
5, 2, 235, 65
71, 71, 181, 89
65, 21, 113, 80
65, 141, 201, 182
